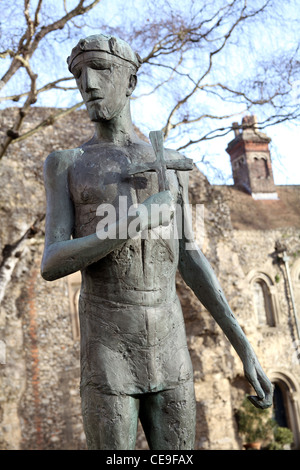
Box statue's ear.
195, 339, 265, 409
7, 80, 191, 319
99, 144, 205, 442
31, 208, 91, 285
126, 74, 137, 96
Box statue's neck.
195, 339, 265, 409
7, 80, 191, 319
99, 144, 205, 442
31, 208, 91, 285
93, 102, 138, 146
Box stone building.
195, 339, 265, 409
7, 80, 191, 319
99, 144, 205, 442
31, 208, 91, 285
0, 108, 299, 450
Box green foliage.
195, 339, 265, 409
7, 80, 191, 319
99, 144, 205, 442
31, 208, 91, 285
237, 395, 274, 443
237, 395, 294, 450
267, 426, 294, 450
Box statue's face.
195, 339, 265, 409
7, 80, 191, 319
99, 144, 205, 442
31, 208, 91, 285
71, 52, 136, 122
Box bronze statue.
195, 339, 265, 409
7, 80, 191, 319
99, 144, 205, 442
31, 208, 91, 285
41, 34, 273, 450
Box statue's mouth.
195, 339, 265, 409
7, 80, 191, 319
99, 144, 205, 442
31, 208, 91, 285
87, 96, 104, 103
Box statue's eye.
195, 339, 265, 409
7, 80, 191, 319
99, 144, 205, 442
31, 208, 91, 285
93, 66, 111, 74
90, 60, 112, 73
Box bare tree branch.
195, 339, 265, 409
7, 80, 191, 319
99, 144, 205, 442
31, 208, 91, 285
176, 111, 300, 152
12, 101, 84, 145
0, 214, 45, 306
0, 0, 101, 160
0, 77, 76, 102
162, 0, 251, 138
0, 0, 101, 91
0, 53, 38, 159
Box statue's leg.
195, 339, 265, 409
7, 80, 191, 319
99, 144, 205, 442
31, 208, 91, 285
81, 384, 139, 450
139, 381, 196, 450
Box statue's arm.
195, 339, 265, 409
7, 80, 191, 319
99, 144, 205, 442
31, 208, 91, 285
41, 151, 138, 281
177, 171, 273, 409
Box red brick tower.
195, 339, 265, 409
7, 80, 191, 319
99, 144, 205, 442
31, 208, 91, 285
226, 115, 278, 199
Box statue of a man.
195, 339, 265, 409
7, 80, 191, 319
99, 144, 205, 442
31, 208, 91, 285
41, 34, 273, 450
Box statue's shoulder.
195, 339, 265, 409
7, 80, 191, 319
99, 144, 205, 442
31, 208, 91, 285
43, 147, 82, 177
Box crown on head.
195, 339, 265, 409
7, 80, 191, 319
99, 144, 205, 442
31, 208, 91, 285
67, 34, 142, 72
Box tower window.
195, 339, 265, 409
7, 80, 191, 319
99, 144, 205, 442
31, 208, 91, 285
253, 157, 269, 179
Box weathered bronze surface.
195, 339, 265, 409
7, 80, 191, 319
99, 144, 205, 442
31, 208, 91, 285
41, 34, 273, 450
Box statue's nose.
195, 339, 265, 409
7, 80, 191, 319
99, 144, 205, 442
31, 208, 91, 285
82, 67, 98, 92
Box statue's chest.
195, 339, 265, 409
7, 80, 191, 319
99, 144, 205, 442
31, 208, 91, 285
68, 149, 179, 208
68, 152, 131, 206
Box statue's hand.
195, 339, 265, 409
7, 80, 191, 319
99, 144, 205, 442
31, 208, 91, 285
243, 356, 274, 409
140, 190, 175, 231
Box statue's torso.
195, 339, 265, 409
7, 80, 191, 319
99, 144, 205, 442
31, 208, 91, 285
68, 141, 181, 306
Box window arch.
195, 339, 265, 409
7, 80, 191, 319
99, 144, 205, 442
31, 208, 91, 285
248, 271, 279, 326
252, 279, 275, 326
270, 371, 300, 449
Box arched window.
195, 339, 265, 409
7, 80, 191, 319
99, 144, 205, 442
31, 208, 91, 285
252, 279, 275, 326
273, 382, 289, 428
270, 372, 300, 449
